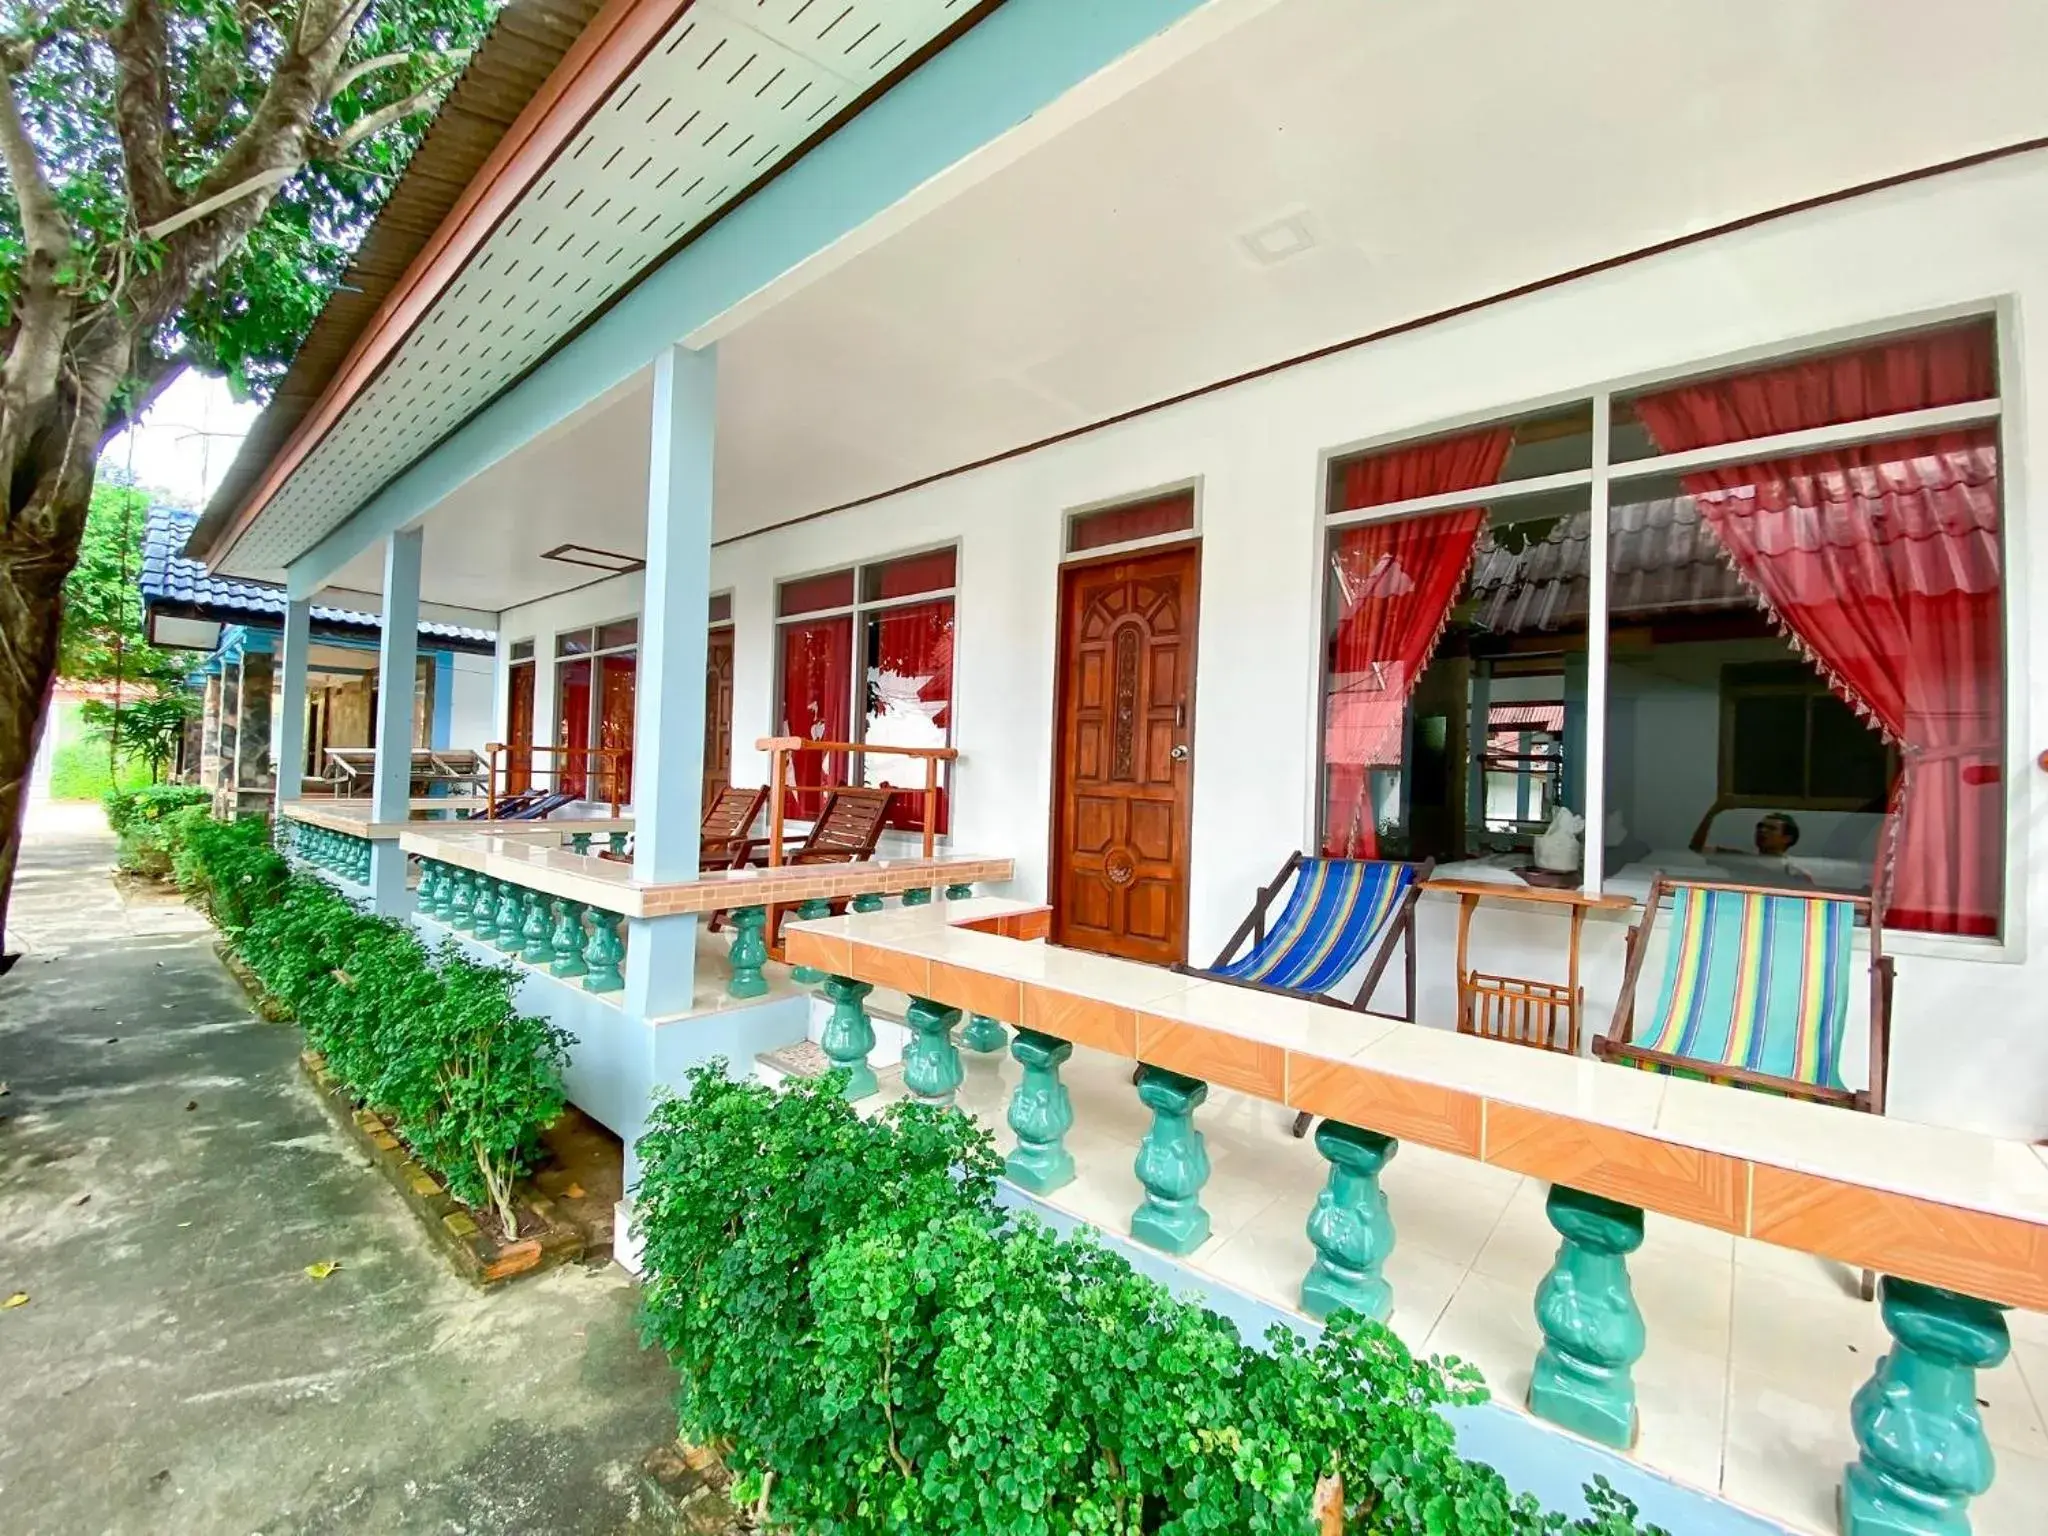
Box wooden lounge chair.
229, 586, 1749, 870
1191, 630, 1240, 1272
700, 784, 768, 867
1593, 875, 1892, 1116
728, 786, 895, 869
719, 786, 895, 940
1173, 852, 1434, 1137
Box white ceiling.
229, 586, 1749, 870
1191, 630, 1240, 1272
331, 0, 2048, 610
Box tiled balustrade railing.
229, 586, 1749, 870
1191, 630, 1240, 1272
784, 900, 2048, 1536
397, 824, 1013, 1003
283, 819, 372, 884
414, 857, 629, 993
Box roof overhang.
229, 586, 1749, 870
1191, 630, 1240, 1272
194, 0, 1012, 578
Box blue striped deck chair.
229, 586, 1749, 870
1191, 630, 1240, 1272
1180, 852, 1433, 1136
1594, 875, 1892, 1116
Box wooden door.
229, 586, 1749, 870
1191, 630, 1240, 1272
703, 626, 735, 812
1051, 544, 1199, 964
506, 661, 535, 792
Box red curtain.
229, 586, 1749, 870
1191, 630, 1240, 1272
1634, 325, 2002, 935
780, 616, 852, 819
865, 599, 954, 832
597, 653, 636, 805
1322, 428, 1512, 857
556, 658, 591, 799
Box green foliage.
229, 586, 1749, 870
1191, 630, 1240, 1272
2, 0, 499, 401
102, 781, 210, 875
57, 480, 197, 781
158, 808, 568, 1231
636, 1072, 1669, 1536
47, 734, 152, 800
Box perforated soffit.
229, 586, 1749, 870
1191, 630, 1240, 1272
232, 0, 974, 574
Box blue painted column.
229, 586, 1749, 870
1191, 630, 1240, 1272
366, 527, 422, 915
1843, 1278, 2009, 1536
620, 341, 717, 1019
273, 596, 311, 818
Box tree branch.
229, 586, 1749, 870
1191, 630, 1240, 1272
327, 46, 467, 102
320, 70, 458, 158
140, 166, 293, 242
108, 0, 178, 228
0, 58, 69, 269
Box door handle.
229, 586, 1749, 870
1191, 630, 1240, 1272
1170, 744, 1189, 762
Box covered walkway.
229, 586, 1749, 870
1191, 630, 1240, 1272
0, 803, 681, 1535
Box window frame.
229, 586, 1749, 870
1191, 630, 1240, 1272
772, 544, 961, 831
1312, 307, 2012, 954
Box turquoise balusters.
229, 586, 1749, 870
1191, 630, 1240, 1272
493, 882, 524, 952
570, 831, 592, 856
902, 997, 964, 1106
549, 899, 588, 978
436, 865, 462, 923
1300, 1122, 1399, 1323
851, 891, 884, 914
415, 860, 438, 912
607, 830, 628, 857
818, 976, 877, 1099
447, 868, 475, 931
470, 874, 498, 933
726, 905, 769, 999
1842, 1277, 2009, 1536
788, 899, 832, 984
944, 882, 974, 901
520, 889, 551, 965
1005, 1030, 1075, 1194
1528, 1185, 1646, 1449
901, 886, 932, 907
960, 1012, 1009, 1054
582, 907, 625, 993
1130, 1067, 1212, 1255
354, 837, 371, 882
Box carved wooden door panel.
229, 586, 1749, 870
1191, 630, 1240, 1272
703, 626, 735, 812
1051, 544, 1199, 965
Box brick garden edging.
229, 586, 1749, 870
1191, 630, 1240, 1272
299, 1050, 585, 1285
215, 940, 293, 1022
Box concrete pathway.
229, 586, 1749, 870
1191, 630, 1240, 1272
0, 801, 683, 1535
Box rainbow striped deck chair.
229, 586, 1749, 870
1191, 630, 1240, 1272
1595, 876, 1893, 1115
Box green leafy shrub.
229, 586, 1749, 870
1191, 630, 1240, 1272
171, 817, 570, 1233
102, 783, 212, 876
636, 1069, 1667, 1536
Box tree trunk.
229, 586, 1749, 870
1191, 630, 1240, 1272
0, 483, 83, 953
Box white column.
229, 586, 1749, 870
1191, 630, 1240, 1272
624, 342, 716, 1019
368, 528, 423, 912
275, 597, 311, 814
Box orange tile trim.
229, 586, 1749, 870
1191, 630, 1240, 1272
815, 925, 2048, 1313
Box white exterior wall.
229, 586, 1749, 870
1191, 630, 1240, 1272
446, 650, 497, 753
499, 152, 2048, 1140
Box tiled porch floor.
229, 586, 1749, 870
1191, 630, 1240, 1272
869, 1036, 2048, 1536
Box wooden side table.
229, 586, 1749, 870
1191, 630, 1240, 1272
1424, 878, 1634, 1056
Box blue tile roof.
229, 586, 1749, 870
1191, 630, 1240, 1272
141, 505, 494, 645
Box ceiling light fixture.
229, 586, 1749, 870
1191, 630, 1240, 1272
1239, 211, 1318, 266
540, 542, 644, 574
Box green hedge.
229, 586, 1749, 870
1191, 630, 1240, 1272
103, 783, 213, 876
635, 1068, 1665, 1536
165, 812, 571, 1233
